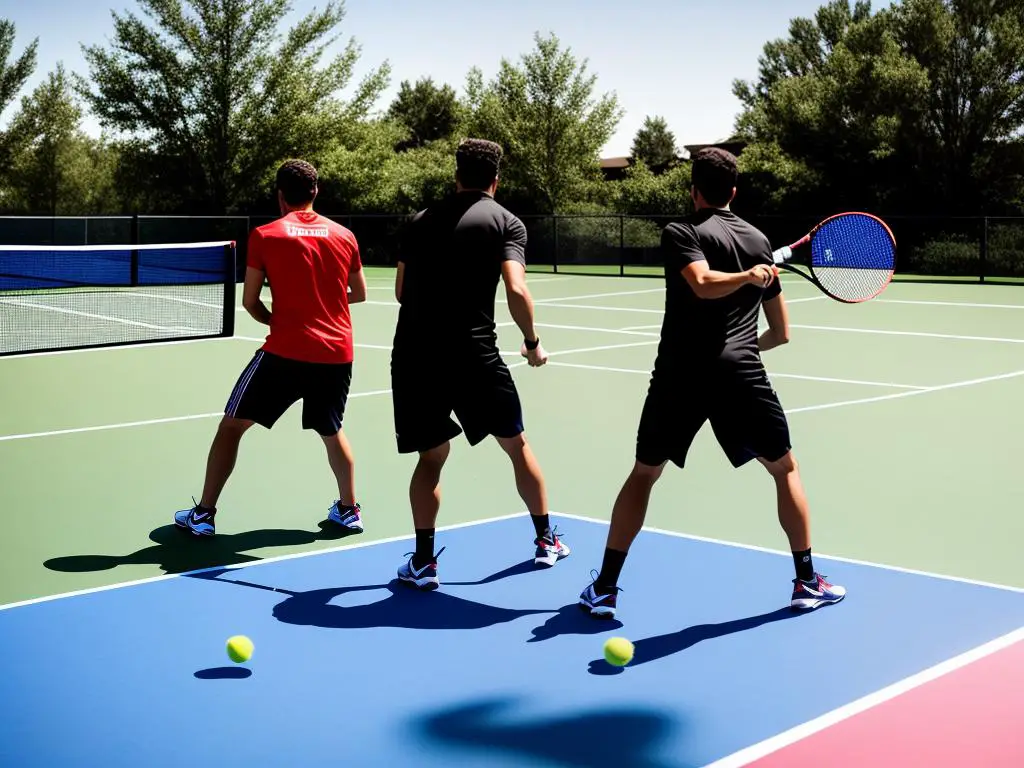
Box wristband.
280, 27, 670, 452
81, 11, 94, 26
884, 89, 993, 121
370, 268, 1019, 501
523, 337, 540, 351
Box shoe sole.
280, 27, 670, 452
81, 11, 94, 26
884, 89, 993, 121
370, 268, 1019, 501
399, 575, 439, 591
578, 601, 616, 619
327, 514, 363, 532
791, 593, 845, 611
174, 519, 214, 537
534, 547, 571, 568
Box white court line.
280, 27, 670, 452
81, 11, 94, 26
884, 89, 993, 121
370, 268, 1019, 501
0, 297, 205, 332
534, 287, 664, 303
0, 340, 657, 442
545, 361, 927, 390
0, 511, 530, 612
791, 324, 1024, 345
620, 324, 662, 331
878, 299, 1024, 310
536, 322, 660, 338
706, 627, 1024, 767
130, 292, 223, 309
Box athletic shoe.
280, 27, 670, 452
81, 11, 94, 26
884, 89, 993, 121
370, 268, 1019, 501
579, 572, 620, 618
174, 500, 216, 537
791, 573, 846, 611
534, 526, 571, 567
397, 547, 446, 591
327, 501, 363, 532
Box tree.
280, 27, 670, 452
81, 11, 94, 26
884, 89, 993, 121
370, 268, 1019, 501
732, 0, 1024, 216
80, 0, 390, 213
4, 64, 119, 216
630, 116, 677, 170
387, 77, 462, 150
0, 19, 38, 179
464, 31, 623, 213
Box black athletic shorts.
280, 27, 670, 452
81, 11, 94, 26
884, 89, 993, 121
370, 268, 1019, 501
391, 353, 524, 454
224, 350, 353, 436
636, 366, 791, 469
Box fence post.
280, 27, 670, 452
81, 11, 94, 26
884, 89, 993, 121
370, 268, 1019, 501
619, 215, 625, 276
980, 216, 988, 283
552, 215, 559, 274
130, 214, 140, 287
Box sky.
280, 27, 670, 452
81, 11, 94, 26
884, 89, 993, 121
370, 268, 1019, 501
0, 0, 874, 157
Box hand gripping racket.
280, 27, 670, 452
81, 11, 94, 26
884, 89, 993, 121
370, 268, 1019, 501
771, 212, 896, 303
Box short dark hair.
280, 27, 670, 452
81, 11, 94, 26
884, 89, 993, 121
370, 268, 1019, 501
691, 147, 738, 207
276, 159, 318, 205
456, 138, 502, 189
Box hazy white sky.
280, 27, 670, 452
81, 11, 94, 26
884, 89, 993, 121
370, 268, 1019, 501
1, 0, 887, 157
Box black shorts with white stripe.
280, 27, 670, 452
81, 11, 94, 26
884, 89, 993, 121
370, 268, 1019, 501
225, 350, 353, 436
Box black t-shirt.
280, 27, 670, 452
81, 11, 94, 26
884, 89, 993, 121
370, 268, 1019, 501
393, 191, 527, 362
654, 208, 782, 377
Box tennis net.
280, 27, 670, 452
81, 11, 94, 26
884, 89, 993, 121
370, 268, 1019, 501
0, 240, 236, 356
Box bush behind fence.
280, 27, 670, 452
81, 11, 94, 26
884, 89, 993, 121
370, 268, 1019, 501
1, 213, 1022, 282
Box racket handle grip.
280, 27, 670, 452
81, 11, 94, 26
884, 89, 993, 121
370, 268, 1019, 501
772, 246, 792, 264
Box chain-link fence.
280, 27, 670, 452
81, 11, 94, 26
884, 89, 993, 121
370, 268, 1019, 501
2, 213, 1022, 282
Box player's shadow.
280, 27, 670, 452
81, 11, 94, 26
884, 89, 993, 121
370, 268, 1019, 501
42, 521, 360, 576
196, 559, 554, 632
415, 697, 679, 768
527, 603, 625, 641
588, 607, 803, 675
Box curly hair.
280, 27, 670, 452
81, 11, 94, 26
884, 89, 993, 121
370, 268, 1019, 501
691, 147, 738, 207
455, 138, 503, 190
276, 159, 319, 205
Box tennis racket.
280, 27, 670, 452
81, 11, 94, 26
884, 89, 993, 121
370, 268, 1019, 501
771, 212, 896, 303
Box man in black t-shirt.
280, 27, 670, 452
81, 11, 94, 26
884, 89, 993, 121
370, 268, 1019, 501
391, 138, 570, 591
579, 147, 845, 618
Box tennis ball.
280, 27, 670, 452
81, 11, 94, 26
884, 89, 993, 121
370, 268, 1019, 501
226, 635, 254, 663
603, 636, 634, 667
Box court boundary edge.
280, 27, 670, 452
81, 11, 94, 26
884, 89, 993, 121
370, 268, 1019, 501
555, 512, 1024, 595
0, 511, 527, 613
4, 511, 1021, 615
703, 624, 1024, 768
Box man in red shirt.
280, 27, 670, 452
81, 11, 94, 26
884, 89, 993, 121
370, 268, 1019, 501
174, 159, 367, 537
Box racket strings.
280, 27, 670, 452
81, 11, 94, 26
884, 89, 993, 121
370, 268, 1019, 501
810, 215, 896, 302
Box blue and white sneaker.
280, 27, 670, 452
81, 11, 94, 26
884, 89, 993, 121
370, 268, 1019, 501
579, 571, 620, 619
327, 501, 363, 532
791, 573, 846, 611
174, 500, 216, 537
397, 547, 446, 591
534, 526, 571, 567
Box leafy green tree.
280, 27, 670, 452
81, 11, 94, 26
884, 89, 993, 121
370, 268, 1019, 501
0, 19, 38, 188
465, 31, 623, 213
630, 116, 678, 170
80, 0, 390, 213
387, 77, 462, 150
615, 159, 692, 217
5, 64, 117, 215
733, 0, 1024, 216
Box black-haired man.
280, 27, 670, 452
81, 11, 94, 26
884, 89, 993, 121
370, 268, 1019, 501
579, 147, 845, 618
175, 160, 367, 537
391, 138, 569, 590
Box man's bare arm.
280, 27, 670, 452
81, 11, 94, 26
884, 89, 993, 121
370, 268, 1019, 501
348, 266, 367, 304
682, 260, 777, 300
501, 260, 538, 342
242, 266, 272, 325
759, 293, 790, 351
395, 261, 405, 303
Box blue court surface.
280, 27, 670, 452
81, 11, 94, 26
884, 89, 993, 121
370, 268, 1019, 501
3, 515, 1024, 768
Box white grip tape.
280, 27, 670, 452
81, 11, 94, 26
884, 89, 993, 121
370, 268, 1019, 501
773, 246, 792, 264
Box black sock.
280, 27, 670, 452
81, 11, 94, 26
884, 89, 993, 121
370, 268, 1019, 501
414, 528, 436, 568
793, 548, 814, 582
594, 548, 628, 593
531, 514, 552, 541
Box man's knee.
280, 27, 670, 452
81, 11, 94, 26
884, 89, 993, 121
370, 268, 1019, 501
217, 416, 254, 437
629, 459, 665, 486
495, 431, 527, 457
417, 441, 450, 469
758, 450, 797, 477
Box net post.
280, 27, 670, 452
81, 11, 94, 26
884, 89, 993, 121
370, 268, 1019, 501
130, 214, 140, 287
619, 215, 625, 277
980, 216, 988, 284
222, 241, 236, 337
552, 215, 559, 274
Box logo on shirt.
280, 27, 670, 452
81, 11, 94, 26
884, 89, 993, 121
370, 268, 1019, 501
286, 224, 330, 238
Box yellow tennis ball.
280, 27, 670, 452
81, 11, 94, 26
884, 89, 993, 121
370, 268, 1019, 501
603, 636, 634, 667
226, 635, 254, 663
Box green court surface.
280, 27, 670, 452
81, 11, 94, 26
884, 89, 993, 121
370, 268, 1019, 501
2, 267, 1022, 608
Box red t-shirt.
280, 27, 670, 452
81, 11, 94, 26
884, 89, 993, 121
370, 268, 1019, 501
246, 211, 362, 364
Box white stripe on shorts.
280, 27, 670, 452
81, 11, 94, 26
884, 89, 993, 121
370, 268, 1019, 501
226, 351, 265, 416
